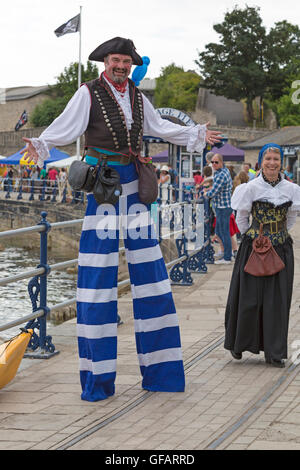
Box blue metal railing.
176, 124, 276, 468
0, 189, 214, 358
0, 177, 205, 206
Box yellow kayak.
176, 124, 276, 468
0, 329, 33, 389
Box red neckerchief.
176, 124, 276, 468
103, 72, 128, 95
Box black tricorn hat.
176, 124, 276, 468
89, 37, 143, 66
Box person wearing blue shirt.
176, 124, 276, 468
204, 154, 233, 264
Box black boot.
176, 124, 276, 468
265, 355, 285, 368
230, 350, 242, 360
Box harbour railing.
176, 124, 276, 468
0, 190, 214, 358
0, 177, 203, 205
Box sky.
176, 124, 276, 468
1, 0, 300, 89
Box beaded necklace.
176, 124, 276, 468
262, 171, 281, 187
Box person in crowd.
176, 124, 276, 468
48, 167, 58, 186
20, 36, 221, 402
284, 165, 293, 181
224, 143, 300, 367
233, 170, 249, 191
242, 162, 256, 180
227, 165, 236, 180
205, 151, 215, 168
193, 170, 203, 186
168, 164, 178, 187
58, 167, 67, 200
39, 167, 47, 179
203, 165, 213, 179
203, 154, 233, 264
159, 165, 171, 204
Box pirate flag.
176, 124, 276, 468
15, 110, 28, 131
54, 14, 80, 37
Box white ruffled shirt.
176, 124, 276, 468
31, 78, 207, 168
231, 173, 300, 234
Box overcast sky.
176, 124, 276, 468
1, 0, 300, 89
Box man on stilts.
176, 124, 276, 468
22, 37, 221, 401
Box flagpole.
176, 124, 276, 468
76, 5, 82, 159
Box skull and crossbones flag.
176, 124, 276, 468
54, 14, 80, 37
15, 110, 28, 131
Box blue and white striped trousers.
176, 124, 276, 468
77, 163, 185, 401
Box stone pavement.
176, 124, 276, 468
0, 221, 300, 450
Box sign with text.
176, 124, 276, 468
157, 108, 196, 127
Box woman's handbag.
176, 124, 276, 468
68, 156, 98, 192
244, 223, 285, 277
135, 156, 158, 205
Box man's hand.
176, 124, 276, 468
205, 122, 222, 146
20, 138, 39, 164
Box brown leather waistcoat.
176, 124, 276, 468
83, 75, 144, 155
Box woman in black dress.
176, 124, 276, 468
224, 143, 300, 367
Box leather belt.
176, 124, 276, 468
84, 148, 136, 165
251, 219, 287, 234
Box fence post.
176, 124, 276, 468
187, 200, 208, 274
39, 180, 46, 201
203, 196, 215, 264
169, 203, 193, 286
51, 181, 58, 202
29, 180, 35, 201
17, 178, 23, 200
61, 185, 67, 203
24, 211, 59, 358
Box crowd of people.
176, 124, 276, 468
0, 164, 70, 200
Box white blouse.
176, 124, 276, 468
231, 173, 300, 234
30, 78, 207, 168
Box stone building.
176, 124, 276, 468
0, 85, 50, 132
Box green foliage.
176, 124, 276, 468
154, 63, 201, 112
30, 61, 99, 127
31, 97, 69, 127
268, 85, 300, 127
196, 6, 300, 123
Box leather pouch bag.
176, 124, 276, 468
93, 164, 122, 206
68, 157, 97, 192
244, 224, 285, 277
135, 156, 158, 205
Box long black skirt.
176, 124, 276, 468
224, 236, 294, 360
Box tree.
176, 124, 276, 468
268, 86, 300, 127
31, 61, 99, 127
196, 6, 300, 123
154, 64, 201, 112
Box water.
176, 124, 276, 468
0, 247, 77, 341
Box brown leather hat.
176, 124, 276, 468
89, 37, 143, 65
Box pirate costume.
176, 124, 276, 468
30, 37, 208, 401
224, 144, 300, 366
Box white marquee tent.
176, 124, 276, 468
46, 155, 78, 169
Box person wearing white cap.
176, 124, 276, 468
159, 165, 171, 204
